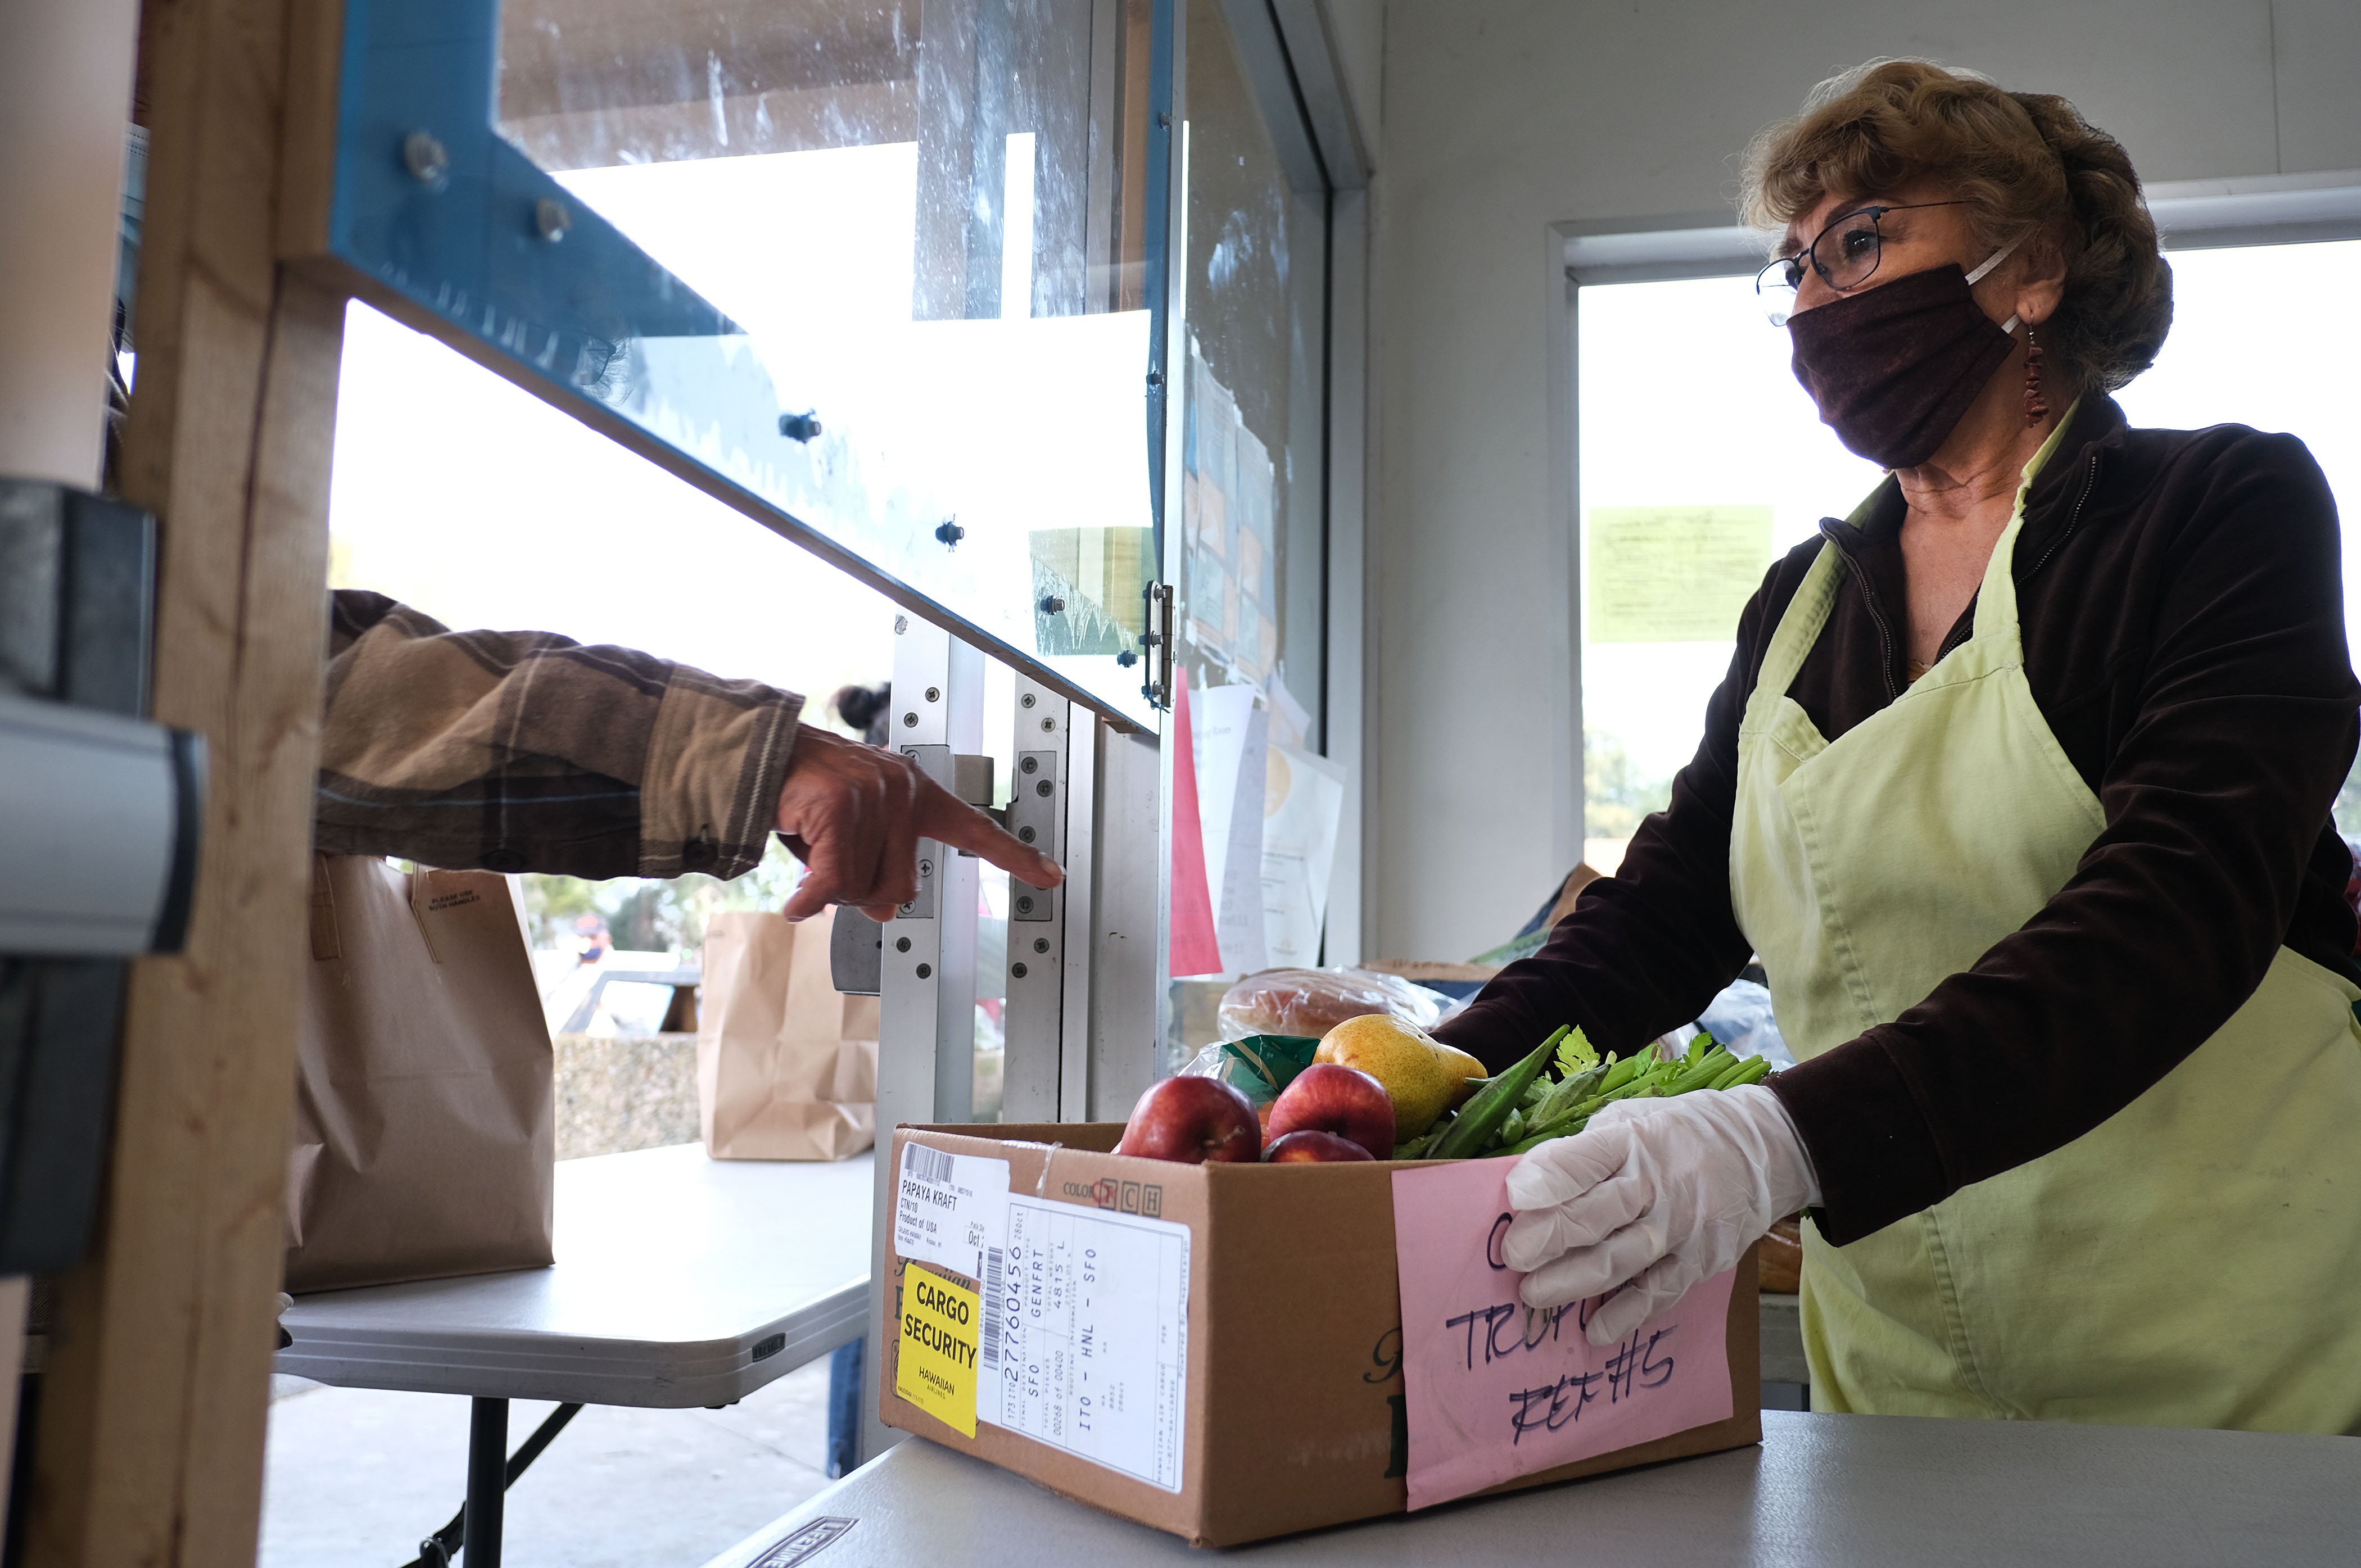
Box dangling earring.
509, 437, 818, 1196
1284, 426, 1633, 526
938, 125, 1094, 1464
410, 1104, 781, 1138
2023, 325, 2049, 425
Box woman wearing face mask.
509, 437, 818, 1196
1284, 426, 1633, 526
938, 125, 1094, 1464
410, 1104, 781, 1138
1432, 58, 2361, 1430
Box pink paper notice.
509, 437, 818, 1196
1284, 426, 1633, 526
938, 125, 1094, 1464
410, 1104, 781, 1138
1390, 1157, 1735, 1511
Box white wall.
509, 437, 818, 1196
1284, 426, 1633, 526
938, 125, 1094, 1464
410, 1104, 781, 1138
1362, 0, 2361, 961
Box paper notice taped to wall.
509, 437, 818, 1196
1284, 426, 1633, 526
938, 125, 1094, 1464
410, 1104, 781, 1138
1260, 743, 1347, 968
1586, 506, 1772, 642
1191, 682, 1269, 973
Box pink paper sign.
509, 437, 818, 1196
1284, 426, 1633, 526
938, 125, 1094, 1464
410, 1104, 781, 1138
1390, 1156, 1735, 1510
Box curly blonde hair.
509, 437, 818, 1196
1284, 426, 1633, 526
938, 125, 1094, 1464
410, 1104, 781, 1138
1742, 59, 2173, 393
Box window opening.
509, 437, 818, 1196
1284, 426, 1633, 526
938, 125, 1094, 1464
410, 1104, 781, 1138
1166, 0, 1338, 1026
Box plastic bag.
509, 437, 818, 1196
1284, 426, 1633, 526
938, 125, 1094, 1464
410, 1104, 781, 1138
1177, 1034, 1322, 1106
1216, 967, 1445, 1043
1693, 977, 1794, 1069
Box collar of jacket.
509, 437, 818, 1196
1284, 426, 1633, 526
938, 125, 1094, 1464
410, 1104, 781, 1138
1821, 392, 2130, 558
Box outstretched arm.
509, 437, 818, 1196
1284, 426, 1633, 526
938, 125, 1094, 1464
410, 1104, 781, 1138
316, 592, 1060, 909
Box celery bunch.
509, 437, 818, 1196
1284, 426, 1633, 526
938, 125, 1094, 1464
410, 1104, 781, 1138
1392, 1028, 1772, 1159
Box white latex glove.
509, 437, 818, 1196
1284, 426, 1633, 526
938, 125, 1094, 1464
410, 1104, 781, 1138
1502, 1084, 1820, 1346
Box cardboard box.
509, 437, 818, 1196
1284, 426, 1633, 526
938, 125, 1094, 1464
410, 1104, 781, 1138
879, 1122, 1761, 1547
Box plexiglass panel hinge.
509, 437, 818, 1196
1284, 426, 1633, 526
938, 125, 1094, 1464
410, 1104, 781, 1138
1140, 582, 1176, 709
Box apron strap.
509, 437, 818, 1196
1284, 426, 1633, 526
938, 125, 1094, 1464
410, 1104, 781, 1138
1970, 396, 2087, 659
1967, 513, 2028, 659
1752, 540, 1846, 706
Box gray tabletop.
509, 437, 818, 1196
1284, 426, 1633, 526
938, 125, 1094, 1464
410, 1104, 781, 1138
698, 1411, 2359, 1566
276, 1143, 872, 1408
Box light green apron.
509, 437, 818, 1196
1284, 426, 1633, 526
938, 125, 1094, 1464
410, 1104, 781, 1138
1729, 422, 2361, 1429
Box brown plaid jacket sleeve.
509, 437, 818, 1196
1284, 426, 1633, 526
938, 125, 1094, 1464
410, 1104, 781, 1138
315, 591, 803, 879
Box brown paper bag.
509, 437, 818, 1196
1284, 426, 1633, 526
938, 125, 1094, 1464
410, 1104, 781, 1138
697, 909, 878, 1160
285, 855, 555, 1293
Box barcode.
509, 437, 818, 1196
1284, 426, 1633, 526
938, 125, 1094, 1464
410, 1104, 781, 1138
905, 1143, 955, 1185
980, 1247, 1005, 1368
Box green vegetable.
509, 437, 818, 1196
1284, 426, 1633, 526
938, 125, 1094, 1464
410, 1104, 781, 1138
1530, 1059, 1611, 1129
1503, 1116, 1589, 1156
1712, 1054, 1771, 1091
1424, 1026, 1568, 1160
1664, 1047, 1736, 1097
1554, 1027, 1600, 1077
1424, 1026, 1778, 1161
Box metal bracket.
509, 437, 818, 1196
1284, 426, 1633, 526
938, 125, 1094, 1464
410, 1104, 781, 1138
1007, 750, 1061, 923
951, 752, 1003, 848
893, 744, 949, 918
1141, 581, 1175, 709
1001, 679, 1073, 1122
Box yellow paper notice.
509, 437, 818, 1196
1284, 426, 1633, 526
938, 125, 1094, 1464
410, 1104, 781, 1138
1586, 506, 1773, 642
896, 1264, 980, 1438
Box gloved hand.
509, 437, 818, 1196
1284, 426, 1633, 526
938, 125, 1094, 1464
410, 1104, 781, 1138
1502, 1083, 1820, 1345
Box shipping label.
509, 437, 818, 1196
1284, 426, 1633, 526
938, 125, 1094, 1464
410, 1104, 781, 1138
893, 1141, 1008, 1283
895, 1263, 982, 1438
978, 1195, 1189, 1492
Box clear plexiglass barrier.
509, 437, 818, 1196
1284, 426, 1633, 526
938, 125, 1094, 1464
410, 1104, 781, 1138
320, 0, 1174, 728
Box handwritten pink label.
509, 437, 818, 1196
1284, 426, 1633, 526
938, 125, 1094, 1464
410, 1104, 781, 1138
1390, 1157, 1735, 1510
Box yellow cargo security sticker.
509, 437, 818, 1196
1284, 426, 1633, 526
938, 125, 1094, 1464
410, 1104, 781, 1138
897, 1264, 980, 1437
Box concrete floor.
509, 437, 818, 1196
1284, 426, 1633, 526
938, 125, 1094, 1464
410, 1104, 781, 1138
260, 1357, 836, 1567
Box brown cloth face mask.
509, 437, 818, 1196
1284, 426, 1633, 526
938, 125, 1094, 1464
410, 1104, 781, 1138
1787, 245, 2021, 470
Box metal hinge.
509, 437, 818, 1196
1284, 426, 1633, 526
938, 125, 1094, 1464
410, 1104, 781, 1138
1141, 582, 1175, 709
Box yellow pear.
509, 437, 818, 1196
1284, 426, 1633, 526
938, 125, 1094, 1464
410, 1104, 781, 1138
1315, 1014, 1487, 1140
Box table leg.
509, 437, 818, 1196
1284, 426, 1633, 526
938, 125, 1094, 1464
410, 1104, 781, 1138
826, 1338, 865, 1477
464, 1397, 507, 1567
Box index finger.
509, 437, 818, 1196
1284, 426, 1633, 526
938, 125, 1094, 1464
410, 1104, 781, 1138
915, 777, 1065, 890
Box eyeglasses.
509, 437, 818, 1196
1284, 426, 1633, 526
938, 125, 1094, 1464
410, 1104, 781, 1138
1755, 201, 1972, 326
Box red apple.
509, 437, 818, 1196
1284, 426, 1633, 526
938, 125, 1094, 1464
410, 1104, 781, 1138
1264, 1129, 1374, 1163
1116, 1076, 1263, 1163
1266, 1063, 1396, 1161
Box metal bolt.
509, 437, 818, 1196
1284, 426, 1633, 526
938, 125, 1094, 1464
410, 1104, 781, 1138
1016, 895, 1034, 914
894, 614, 909, 635
895, 937, 912, 953
919, 858, 934, 878
1040, 717, 1055, 732
1021, 756, 1038, 774
902, 712, 917, 728
1033, 937, 1049, 954
916, 962, 933, 980
1146, 370, 1164, 387
402, 130, 450, 187
1011, 962, 1029, 979
925, 686, 940, 703
1039, 595, 1066, 615
934, 519, 965, 546
1021, 692, 1036, 709
778, 410, 823, 442
1017, 826, 1036, 843
1035, 780, 1053, 797
534, 196, 571, 242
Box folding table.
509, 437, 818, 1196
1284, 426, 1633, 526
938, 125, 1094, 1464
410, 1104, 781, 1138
277, 1143, 872, 1566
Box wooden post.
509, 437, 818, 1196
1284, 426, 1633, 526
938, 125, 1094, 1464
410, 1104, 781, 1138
23, 0, 343, 1561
